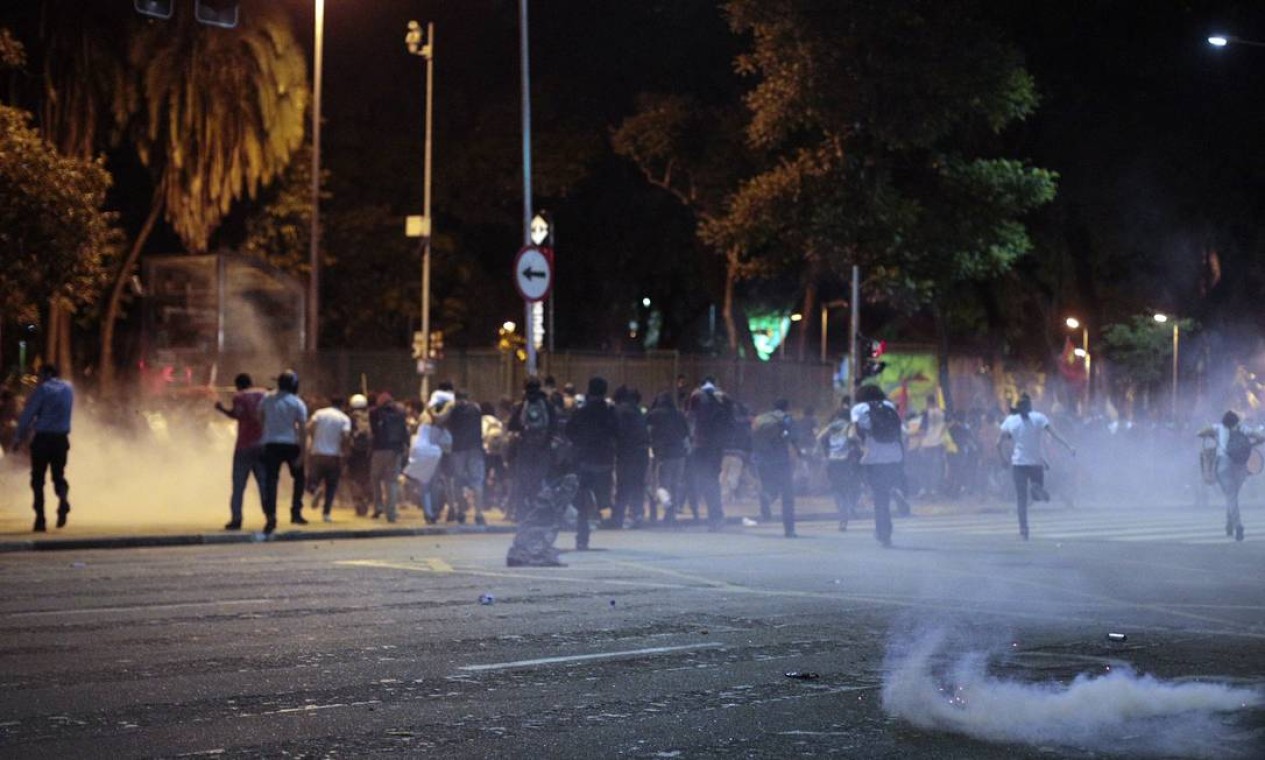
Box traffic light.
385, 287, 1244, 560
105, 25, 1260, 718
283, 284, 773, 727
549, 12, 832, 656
429, 330, 444, 359
135, 1, 238, 27
195, 0, 239, 28
134, 0, 174, 20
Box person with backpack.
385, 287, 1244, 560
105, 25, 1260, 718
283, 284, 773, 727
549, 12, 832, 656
751, 398, 799, 537
850, 384, 907, 547
446, 390, 488, 526
345, 394, 374, 516
817, 401, 861, 532
613, 386, 652, 527
998, 393, 1076, 541
686, 377, 732, 531
646, 390, 690, 524
566, 377, 619, 549
1198, 410, 1263, 542
369, 392, 411, 523
507, 376, 558, 523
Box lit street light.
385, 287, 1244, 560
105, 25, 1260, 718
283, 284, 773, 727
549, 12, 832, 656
1154, 313, 1179, 422
1064, 316, 1091, 411
1208, 34, 1265, 48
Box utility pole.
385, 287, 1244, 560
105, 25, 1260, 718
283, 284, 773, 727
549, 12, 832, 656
849, 265, 860, 390
406, 21, 435, 402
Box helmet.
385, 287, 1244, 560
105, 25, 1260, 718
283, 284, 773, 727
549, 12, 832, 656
277, 369, 300, 394
349, 393, 368, 410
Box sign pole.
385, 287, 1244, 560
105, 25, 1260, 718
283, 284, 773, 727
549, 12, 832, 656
519, 0, 536, 378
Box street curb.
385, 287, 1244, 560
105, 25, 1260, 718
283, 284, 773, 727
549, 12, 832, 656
0, 510, 941, 553
0, 524, 519, 553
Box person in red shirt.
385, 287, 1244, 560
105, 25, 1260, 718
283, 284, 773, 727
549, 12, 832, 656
214, 373, 267, 530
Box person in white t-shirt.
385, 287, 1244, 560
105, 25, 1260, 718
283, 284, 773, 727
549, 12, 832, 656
851, 384, 906, 547
307, 396, 352, 522
997, 394, 1075, 540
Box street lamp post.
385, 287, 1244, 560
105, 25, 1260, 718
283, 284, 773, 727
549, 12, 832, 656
1154, 313, 1179, 423
1065, 317, 1091, 411
406, 20, 436, 402
307, 0, 325, 353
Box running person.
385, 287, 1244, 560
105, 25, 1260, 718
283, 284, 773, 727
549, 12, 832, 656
997, 394, 1075, 540
1198, 411, 1262, 542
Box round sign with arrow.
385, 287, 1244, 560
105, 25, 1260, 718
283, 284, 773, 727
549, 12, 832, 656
514, 245, 553, 302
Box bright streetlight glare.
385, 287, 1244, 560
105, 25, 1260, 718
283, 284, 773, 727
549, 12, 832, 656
642, 297, 651, 307
502, 321, 516, 333
1065, 317, 1080, 329
790, 313, 803, 322
1073, 348, 1087, 358
1209, 35, 1229, 47
1154, 313, 1169, 323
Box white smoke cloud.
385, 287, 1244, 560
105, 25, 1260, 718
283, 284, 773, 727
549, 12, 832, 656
1, 396, 248, 529
883, 625, 1263, 758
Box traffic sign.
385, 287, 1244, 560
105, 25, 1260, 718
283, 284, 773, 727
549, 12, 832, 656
514, 245, 552, 302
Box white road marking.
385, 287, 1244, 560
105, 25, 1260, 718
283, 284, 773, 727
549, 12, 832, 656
459, 642, 724, 672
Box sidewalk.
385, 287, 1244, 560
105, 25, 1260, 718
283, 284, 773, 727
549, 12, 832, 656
0, 493, 1008, 554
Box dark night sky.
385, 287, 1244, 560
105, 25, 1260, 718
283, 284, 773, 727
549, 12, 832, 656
274, 1, 1265, 345
7, 1, 1265, 354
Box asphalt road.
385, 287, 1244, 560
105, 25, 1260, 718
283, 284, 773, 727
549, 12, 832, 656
2, 507, 1263, 759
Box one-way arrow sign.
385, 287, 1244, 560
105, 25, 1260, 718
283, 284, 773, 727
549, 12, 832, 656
513, 246, 552, 302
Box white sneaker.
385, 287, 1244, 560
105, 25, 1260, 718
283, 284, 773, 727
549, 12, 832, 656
322, 514, 333, 523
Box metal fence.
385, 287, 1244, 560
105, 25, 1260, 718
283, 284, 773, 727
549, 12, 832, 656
286, 349, 840, 412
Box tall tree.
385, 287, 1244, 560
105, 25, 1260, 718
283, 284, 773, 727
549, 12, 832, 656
98, 2, 309, 392
711, 0, 1056, 403
0, 35, 118, 374
612, 93, 756, 355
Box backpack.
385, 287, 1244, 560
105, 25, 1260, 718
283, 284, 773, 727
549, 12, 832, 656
693, 391, 733, 444
349, 413, 372, 457
483, 417, 508, 456
866, 401, 902, 444
751, 411, 788, 452
520, 396, 550, 444
1226, 427, 1252, 465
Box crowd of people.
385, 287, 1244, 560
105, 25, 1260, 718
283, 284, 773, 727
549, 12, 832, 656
2, 364, 1260, 550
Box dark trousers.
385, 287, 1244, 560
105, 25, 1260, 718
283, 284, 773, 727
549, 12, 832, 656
614, 456, 649, 525
1011, 464, 1044, 538
826, 459, 859, 519
229, 446, 266, 525
30, 432, 70, 518
308, 454, 343, 515
689, 447, 725, 526
654, 456, 686, 520
263, 443, 305, 521
865, 463, 902, 545
757, 458, 795, 535
575, 466, 613, 548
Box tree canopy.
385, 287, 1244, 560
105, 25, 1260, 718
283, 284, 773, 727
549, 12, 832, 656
709, 0, 1057, 308
0, 39, 117, 327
